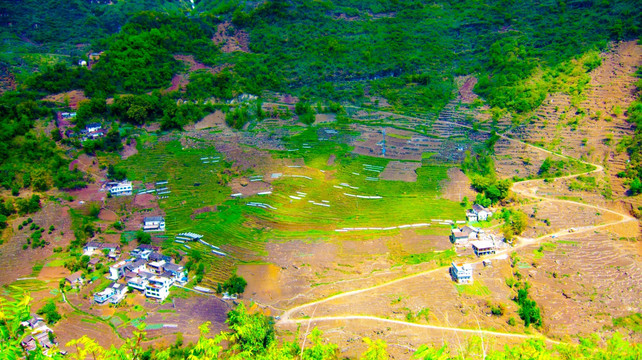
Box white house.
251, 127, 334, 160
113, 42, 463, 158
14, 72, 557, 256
109, 181, 132, 197
127, 276, 149, 291
109, 260, 129, 280
143, 216, 165, 232
467, 204, 493, 222
94, 282, 127, 305
450, 262, 473, 284
163, 263, 188, 284
471, 240, 496, 257
85, 122, 102, 133
108, 283, 128, 304
145, 275, 173, 301
450, 226, 479, 244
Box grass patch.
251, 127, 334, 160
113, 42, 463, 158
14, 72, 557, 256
455, 281, 491, 297
31, 262, 44, 277
400, 248, 456, 266
613, 313, 642, 333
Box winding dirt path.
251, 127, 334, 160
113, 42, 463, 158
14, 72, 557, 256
275, 103, 638, 344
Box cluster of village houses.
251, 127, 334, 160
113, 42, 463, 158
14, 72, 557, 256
449, 204, 497, 285
62, 215, 178, 306
58, 111, 108, 142
19, 315, 60, 355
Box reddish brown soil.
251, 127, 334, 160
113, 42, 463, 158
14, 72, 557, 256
185, 110, 226, 131
458, 76, 479, 103
121, 138, 138, 159
229, 178, 273, 197
212, 21, 251, 53
42, 90, 88, 109
0, 203, 74, 285
98, 208, 119, 222
379, 161, 420, 182
517, 232, 642, 342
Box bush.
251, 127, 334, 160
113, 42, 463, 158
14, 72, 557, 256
37, 301, 62, 325
135, 230, 151, 244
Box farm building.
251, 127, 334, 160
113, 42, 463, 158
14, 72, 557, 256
450, 262, 473, 284
163, 263, 188, 284
450, 226, 479, 244
94, 282, 128, 305
471, 240, 496, 257
466, 204, 493, 222
108, 181, 132, 196
109, 260, 129, 280
85, 122, 102, 133
65, 272, 84, 289
83, 241, 121, 257
142, 216, 165, 232
145, 275, 173, 301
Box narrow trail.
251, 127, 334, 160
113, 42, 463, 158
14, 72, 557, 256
275, 103, 638, 344
281, 315, 562, 344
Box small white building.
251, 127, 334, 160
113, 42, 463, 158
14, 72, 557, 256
451, 226, 479, 244
450, 262, 473, 284
109, 260, 129, 280
145, 275, 173, 301
471, 240, 496, 257
143, 216, 165, 232
467, 204, 493, 222
109, 181, 132, 197
94, 282, 128, 304
86, 122, 102, 133
127, 276, 149, 292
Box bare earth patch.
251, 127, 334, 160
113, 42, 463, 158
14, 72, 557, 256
212, 21, 251, 53
440, 167, 475, 202
379, 161, 420, 182
42, 90, 88, 109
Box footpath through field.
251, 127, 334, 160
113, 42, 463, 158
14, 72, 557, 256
275, 104, 637, 344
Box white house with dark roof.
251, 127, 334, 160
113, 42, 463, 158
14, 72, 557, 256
450, 226, 479, 244
471, 240, 496, 257
467, 204, 493, 222
85, 122, 102, 133
143, 216, 165, 232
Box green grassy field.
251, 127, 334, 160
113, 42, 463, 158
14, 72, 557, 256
119, 127, 464, 284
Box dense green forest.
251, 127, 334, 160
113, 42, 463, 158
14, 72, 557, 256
4, 0, 639, 112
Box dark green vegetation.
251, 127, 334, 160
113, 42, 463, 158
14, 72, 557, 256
0, 93, 88, 193
3, 1, 638, 115
36, 300, 61, 325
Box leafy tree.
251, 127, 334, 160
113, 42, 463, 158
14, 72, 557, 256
222, 274, 247, 295
135, 230, 151, 245
107, 164, 127, 181
37, 300, 62, 325
360, 338, 388, 360
630, 178, 642, 195
226, 302, 275, 356
16, 195, 41, 215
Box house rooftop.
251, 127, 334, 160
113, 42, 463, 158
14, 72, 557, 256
143, 216, 164, 222
471, 240, 495, 249
452, 262, 472, 270
163, 263, 182, 272
66, 272, 83, 282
